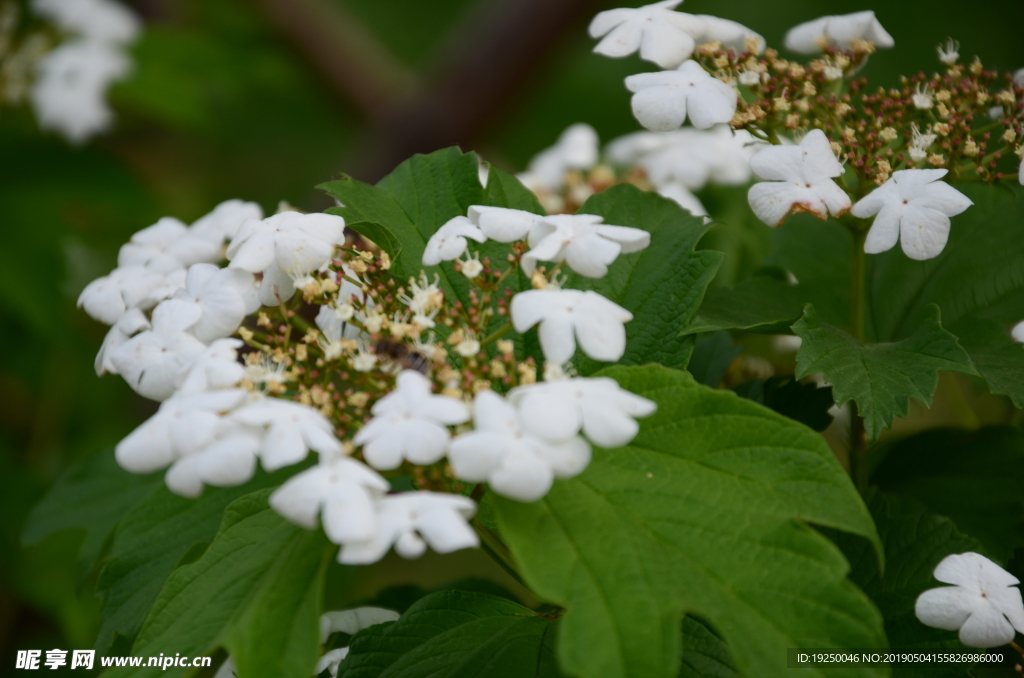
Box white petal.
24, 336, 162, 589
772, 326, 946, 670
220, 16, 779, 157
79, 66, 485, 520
490, 449, 553, 502
899, 204, 951, 260
915, 587, 973, 631
863, 203, 903, 255
468, 206, 542, 242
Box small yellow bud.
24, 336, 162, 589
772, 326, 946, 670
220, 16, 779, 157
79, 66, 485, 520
970, 56, 983, 74
785, 113, 801, 128
349, 259, 368, 274
257, 312, 272, 328
802, 81, 816, 96
936, 103, 950, 118
773, 96, 791, 112
238, 327, 254, 342
935, 89, 951, 103
295, 343, 308, 361
932, 123, 952, 136
497, 339, 515, 356
879, 127, 898, 142
927, 153, 946, 167
963, 138, 980, 156
379, 251, 392, 270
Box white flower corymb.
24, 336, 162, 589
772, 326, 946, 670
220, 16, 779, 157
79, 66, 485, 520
353, 370, 470, 470
852, 169, 973, 261
747, 129, 851, 227
338, 491, 479, 565
449, 390, 591, 502
269, 455, 390, 544
511, 289, 632, 364
916, 552, 1024, 647
522, 213, 650, 278
784, 11, 894, 54
510, 376, 657, 448
625, 60, 738, 132
422, 216, 486, 265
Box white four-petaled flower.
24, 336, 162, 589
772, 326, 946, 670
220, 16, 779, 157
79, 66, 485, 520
916, 552, 1024, 647
353, 370, 470, 470
422, 216, 486, 265
511, 289, 632, 364
747, 129, 852, 227
625, 60, 738, 132
784, 11, 894, 54
523, 214, 650, 278
852, 169, 972, 260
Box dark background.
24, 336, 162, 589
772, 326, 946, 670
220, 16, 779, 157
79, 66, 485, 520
1, 0, 1022, 671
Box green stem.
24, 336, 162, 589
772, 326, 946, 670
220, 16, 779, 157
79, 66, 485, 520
849, 404, 869, 492
850, 228, 868, 344
480, 321, 513, 347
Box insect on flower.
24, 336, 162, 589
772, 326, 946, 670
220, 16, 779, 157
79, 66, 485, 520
374, 337, 430, 375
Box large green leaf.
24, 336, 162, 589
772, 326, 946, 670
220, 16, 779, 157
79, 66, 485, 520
337, 590, 563, 678
793, 305, 977, 441
107, 489, 329, 678
870, 426, 1024, 563
832, 491, 986, 677
21, 448, 162, 581
493, 364, 884, 678
567, 185, 721, 374
678, 617, 741, 678
95, 468, 297, 656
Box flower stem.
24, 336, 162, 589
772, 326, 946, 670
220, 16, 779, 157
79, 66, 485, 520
480, 321, 513, 346
850, 228, 868, 344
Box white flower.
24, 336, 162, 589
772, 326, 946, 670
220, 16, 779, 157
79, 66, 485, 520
588, 1, 700, 69
747, 129, 851, 227
352, 346, 378, 372
30, 39, 131, 143
77, 265, 167, 325
119, 216, 223, 274
509, 377, 656, 448
937, 39, 959, 65
459, 252, 484, 278
625, 60, 738, 132
1012, 321, 1024, 344
169, 264, 256, 342
522, 214, 650, 278
353, 370, 470, 470
226, 212, 345, 290
115, 389, 250, 474
165, 420, 263, 497
910, 124, 937, 163
912, 83, 934, 110
657, 183, 708, 217
823, 65, 843, 80
455, 335, 480, 357
517, 124, 599, 192
511, 289, 632, 364
109, 299, 207, 401
399, 273, 443, 316
176, 338, 246, 395
189, 199, 264, 243
916, 552, 1024, 647
450, 390, 591, 502
636, 127, 758, 190
784, 11, 894, 54
467, 205, 543, 243
738, 70, 761, 86
231, 398, 342, 471
95, 307, 150, 375
338, 491, 479, 564
852, 169, 972, 261
270, 455, 390, 544
422, 216, 486, 266
32, 0, 140, 43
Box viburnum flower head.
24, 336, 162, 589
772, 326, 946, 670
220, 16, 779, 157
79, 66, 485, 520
747, 129, 852, 227
852, 169, 973, 261
511, 289, 632, 364
118, 217, 222, 275
338, 491, 479, 565
422, 216, 486, 265
270, 455, 390, 545
784, 11, 895, 54
517, 124, 599, 192
625, 60, 738, 132
449, 390, 591, 502
353, 370, 470, 470
226, 211, 345, 303
916, 552, 1024, 647
523, 213, 650, 278
510, 377, 657, 448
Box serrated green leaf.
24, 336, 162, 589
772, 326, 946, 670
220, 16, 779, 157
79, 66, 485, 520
95, 468, 297, 656
831, 491, 986, 678
793, 305, 977, 441
21, 448, 162, 582
870, 426, 1024, 563
678, 617, 741, 678
733, 376, 835, 432
337, 590, 564, 678
566, 185, 721, 374
106, 489, 328, 678
687, 331, 743, 388
684, 276, 806, 336
494, 364, 884, 678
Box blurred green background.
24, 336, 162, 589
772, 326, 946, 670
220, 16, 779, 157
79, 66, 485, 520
2, 0, 1022, 673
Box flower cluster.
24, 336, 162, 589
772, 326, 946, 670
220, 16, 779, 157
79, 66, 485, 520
79, 193, 656, 564
583, 2, 1022, 261
0, 0, 140, 143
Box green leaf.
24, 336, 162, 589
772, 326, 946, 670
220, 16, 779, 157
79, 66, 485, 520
336, 590, 564, 678
567, 185, 721, 374
95, 468, 297, 656
831, 491, 986, 677
870, 426, 1024, 563
21, 448, 162, 581
947, 317, 1024, 407
793, 305, 977, 440
494, 364, 884, 678
733, 376, 835, 432
340, 220, 404, 263
106, 489, 328, 678
678, 617, 741, 678
684, 276, 807, 336
687, 331, 743, 388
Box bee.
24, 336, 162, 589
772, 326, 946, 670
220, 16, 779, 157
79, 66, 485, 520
374, 337, 430, 375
